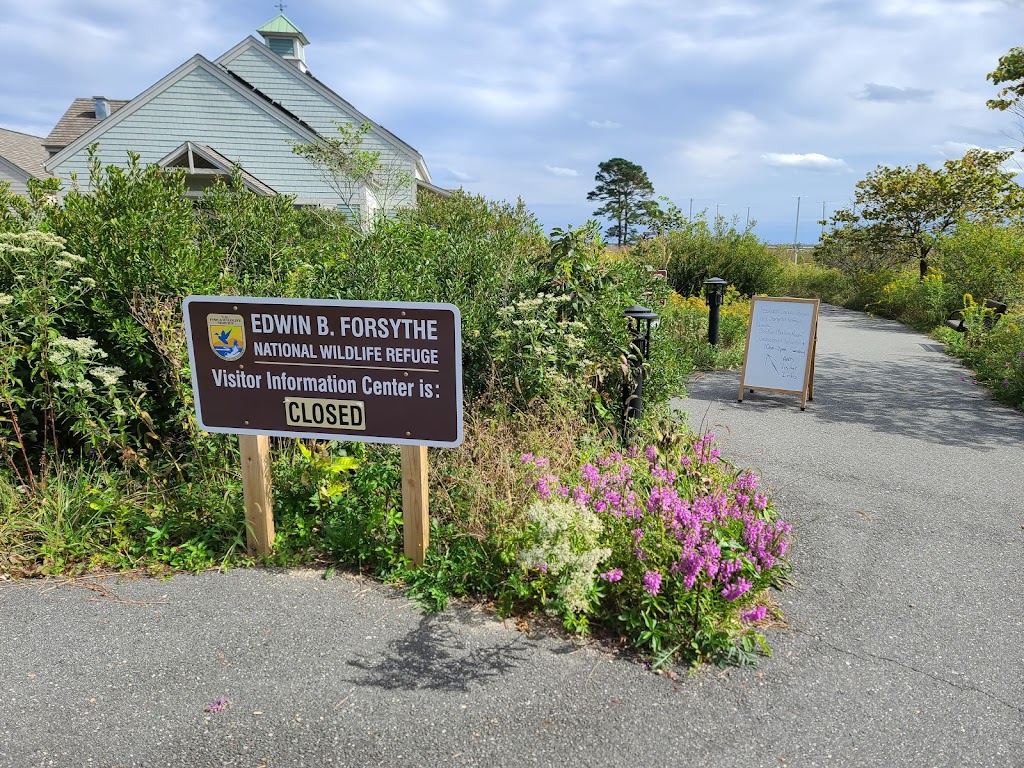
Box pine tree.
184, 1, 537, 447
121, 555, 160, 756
586, 158, 657, 245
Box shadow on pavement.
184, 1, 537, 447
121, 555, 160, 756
811, 354, 1024, 450
347, 610, 531, 692
685, 356, 1023, 452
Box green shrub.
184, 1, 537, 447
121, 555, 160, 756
0, 230, 149, 480
938, 299, 1024, 409
655, 216, 783, 298
777, 262, 854, 304
868, 269, 950, 330
935, 221, 1024, 307
194, 171, 307, 296
659, 288, 749, 371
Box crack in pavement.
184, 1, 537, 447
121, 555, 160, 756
794, 629, 1023, 716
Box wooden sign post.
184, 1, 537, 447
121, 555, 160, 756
239, 434, 274, 556
737, 297, 819, 410
184, 296, 463, 564
401, 445, 429, 565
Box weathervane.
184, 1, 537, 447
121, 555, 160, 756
275, 2, 286, 11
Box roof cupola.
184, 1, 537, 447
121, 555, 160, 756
257, 13, 310, 73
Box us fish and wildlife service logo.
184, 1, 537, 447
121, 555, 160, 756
207, 313, 245, 361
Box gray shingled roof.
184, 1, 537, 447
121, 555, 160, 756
0, 127, 48, 179
44, 98, 129, 152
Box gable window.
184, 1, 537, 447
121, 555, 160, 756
267, 37, 295, 58
157, 142, 276, 198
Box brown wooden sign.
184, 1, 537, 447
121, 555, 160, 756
183, 296, 463, 447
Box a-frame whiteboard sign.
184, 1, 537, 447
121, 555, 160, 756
738, 297, 819, 410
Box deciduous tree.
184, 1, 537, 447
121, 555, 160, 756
824, 149, 1022, 279
987, 46, 1024, 117
291, 121, 413, 226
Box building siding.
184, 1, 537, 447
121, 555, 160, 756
224, 47, 417, 208
0, 164, 30, 197
52, 65, 353, 203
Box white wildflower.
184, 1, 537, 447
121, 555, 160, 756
90, 365, 125, 388
52, 336, 106, 359
517, 498, 610, 615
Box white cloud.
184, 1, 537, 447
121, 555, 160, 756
934, 141, 980, 158
587, 119, 621, 129
544, 165, 578, 177
674, 110, 762, 178
856, 83, 934, 103
761, 152, 851, 171
443, 167, 474, 182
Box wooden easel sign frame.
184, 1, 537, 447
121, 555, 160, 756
737, 297, 819, 410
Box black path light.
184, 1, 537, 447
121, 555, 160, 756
622, 304, 659, 428
703, 277, 728, 346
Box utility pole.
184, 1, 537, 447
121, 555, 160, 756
793, 195, 802, 264
689, 197, 694, 221
715, 203, 725, 222
745, 206, 750, 228
819, 200, 829, 241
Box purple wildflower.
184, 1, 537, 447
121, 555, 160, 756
535, 473, 559, 500
741, 605, 768, 623
520, 453, 534, 464
600, 568, 623, 582
721, 577, 752, 602
643, 570, 662, 595
645, 445, 658, 463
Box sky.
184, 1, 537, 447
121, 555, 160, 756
1, 0, 1022, 244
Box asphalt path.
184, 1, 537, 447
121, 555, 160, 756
2, 305, 1022, 767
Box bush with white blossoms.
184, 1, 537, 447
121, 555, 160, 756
0, 231, 145, 483
492, 292, 593, 406
518, 488, 611, 621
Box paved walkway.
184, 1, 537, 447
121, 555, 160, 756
1, 305, 1022, 767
